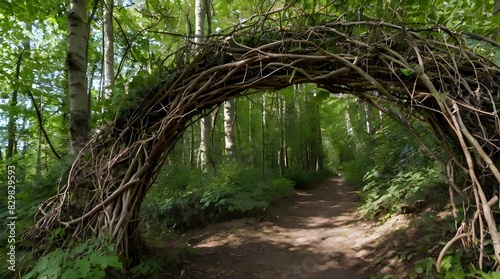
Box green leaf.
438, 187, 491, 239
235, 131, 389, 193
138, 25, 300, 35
373, 256, 384, 265
75, 257, 92, 275
103, 255, 123, 269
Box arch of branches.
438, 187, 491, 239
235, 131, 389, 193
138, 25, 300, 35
26, 20, 500, 271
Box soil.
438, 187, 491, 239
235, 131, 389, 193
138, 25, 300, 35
165, 176, 449, 279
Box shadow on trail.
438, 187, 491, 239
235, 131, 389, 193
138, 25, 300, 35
171, 177, 451, 278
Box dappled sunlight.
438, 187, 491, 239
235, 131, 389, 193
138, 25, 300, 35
178, 177, 415, 278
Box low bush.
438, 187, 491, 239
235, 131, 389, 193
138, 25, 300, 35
358, 165, 445, 219
283, 167, 333, 189
142, 163, 296, 230
22, 233, 122, 279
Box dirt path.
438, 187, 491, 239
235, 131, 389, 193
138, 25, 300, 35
176, 177, 414, 278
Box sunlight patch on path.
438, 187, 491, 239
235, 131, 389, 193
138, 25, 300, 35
187, 177, 412, 278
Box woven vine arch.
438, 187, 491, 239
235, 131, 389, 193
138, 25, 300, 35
26, 19, 500, 271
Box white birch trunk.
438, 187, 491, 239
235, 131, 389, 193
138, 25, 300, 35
103, 0, 114, 99
224, 99, 236, 157
195, 0, 211, 170
67, 0, 90, 157
364, 101, 372, 135
194, 0, 204, 46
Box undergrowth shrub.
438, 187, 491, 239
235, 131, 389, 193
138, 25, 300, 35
342, 117, 448, 219
142, 163, 296, 230
0, 158, 76, 279
283, 167, 333, 189
359, 165, 445, 219
22, 233, 122, 279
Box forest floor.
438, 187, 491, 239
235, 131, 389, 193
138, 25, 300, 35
164, 176, 452, 278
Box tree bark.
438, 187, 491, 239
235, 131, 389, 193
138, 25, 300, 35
103, 0, 114, 99
198, 116, 211, 170
195, 0, 212, 170
7, 53, 21, 159
67, 0, 90, 157
194, 0, 204, 46
224, 99, 236, 158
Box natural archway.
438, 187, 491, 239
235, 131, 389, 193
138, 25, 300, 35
25, 19, 500, 270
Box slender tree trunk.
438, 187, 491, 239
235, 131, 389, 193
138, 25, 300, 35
364, 101, 372, 135
345, 99, 355, 138
103, 0, 114, 99
309, 97, 323, 171
194, 0, 204, 46
195, 0, 213, 170
261, 94, 267, 179
190, 124, 196, 167
7, 24, 31, 159
314, 100, 323, 170
198, 116, 211, 169
67, 0, 90, 157
224, 99, 236, 158
278, 94, 286, 175
248, 98, 256, 166
7, 54, 20, 159
36, 94, 44, 175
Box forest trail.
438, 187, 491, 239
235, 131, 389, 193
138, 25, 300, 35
174, 177, 415, 278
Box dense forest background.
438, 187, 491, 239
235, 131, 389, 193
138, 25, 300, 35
1, 0, 500, 278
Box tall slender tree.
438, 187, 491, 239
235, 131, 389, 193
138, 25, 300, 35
7, 51, 22, 159
103, 0, 114, 99
67, 0, 90, 157
223, 98, 236, 158
196, 0, 212, 170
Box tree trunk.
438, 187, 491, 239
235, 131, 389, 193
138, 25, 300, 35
7, 24, 32, 159
198, 116, 211, 169
224, 99, 236, 158
195, 0, 213, 170
36, 95, 43, 175
7, 54, 20, 159
363, 101, 372, 135
194, 0, 204, 46
103, 0, 114, 99
67, 0, 90, 157
278, 94, 286, 175
261, 94, 267, 179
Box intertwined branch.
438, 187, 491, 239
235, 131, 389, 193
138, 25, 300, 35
25, 18, 500, 270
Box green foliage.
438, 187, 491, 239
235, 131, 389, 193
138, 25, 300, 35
410, 257, 437, 278
3, 1, 499, 277
0, 157, 72, 252
359, 165, 445, 218
337, 100, 448, 218
408, 250, 500, 279
283, 167, 333, 189
130, 257, 163, 277
22, 235, 122, 279
142, 163, 296, 230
